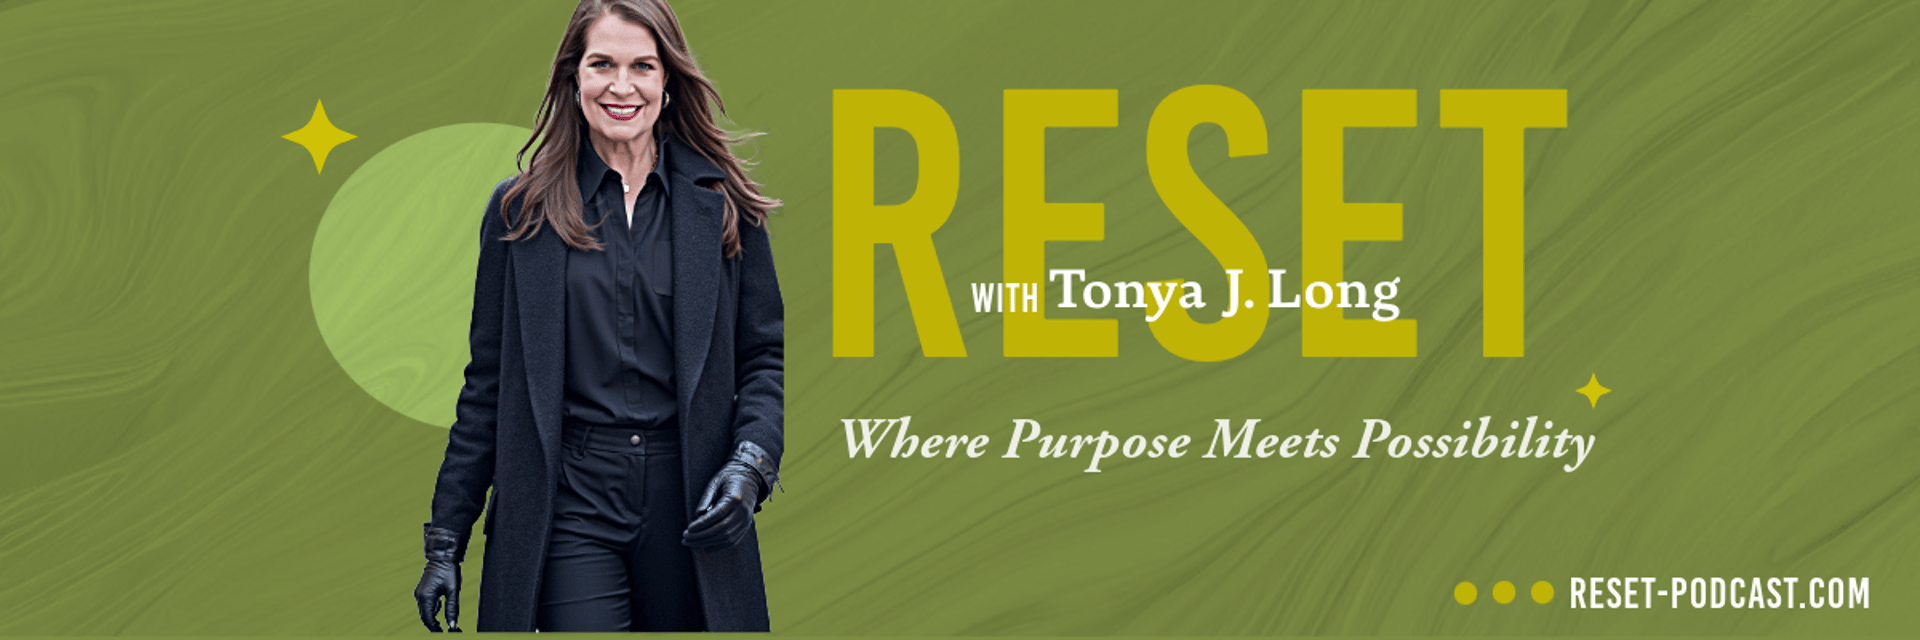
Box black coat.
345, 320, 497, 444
427, 135, 783, 632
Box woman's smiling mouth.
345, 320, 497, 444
601, 104, 640, 121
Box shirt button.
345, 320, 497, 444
630, 435, 641, 445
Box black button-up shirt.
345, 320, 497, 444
561, 133, 676, 428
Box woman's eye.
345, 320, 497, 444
637, 62, 654, 71
589, 61, 608, 69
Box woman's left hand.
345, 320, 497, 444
682, 462, 758, 550
683, 441, 779, 550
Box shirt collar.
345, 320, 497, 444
575, 128, 673, 203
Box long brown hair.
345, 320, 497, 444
498, 0, 777, 257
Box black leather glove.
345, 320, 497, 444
683, 441, 779, 551
413, 524, 464, 632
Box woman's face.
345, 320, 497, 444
576, 14, 667, 146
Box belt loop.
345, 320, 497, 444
572, 422, 593, 460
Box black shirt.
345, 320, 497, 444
561, 132, 676, 428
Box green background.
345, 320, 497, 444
2, 0, 1916, 635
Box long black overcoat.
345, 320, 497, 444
426, 135, 783, 632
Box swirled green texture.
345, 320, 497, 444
1, 0, 1916, 636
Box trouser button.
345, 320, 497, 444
630, 434, 641, 445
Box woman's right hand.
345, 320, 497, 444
414, 526, 464, 632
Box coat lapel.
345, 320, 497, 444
669, 140, 726, 419
511, 226, 566, 474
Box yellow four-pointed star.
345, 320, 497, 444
283, 100, 356, 174
1576, 374, 1611, 408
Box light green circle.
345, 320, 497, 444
310, 123, 530, 427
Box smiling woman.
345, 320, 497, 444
576, 16, 667, 218
410, 0, 784, 633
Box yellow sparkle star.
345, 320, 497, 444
1576, 374, 1611, 408
282, 100, 356, 174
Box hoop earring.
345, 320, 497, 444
663, 90, 671, 109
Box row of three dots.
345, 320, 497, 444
1457, 580, 1554, 604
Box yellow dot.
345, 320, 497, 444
1532, 580, 1555, 604
1492, 580, 1515, 604
1454, 582, 1477, 605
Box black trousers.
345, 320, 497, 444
537, 419, 705, 632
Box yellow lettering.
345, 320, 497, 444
831, 90, 966, 357
1441, 90, 1566, 357
1003, 90, 1118, 357
1300, 90, 1418, 357
1145, 85, 1271, 362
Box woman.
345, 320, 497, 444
412, 0, 783, 632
